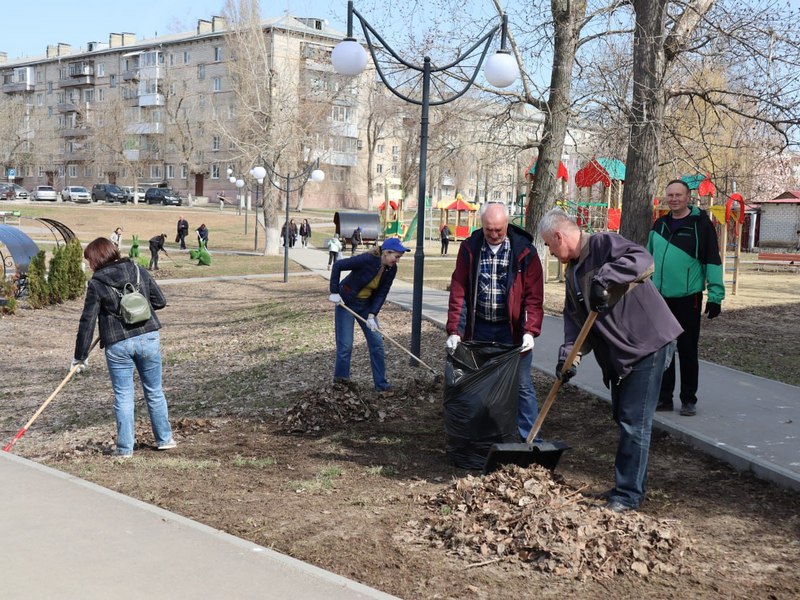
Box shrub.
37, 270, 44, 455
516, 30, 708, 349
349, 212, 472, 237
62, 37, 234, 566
1, 277, 17, 314
27, 251, 49, 309
64, 239, 86, 300
48, 244, 70, 304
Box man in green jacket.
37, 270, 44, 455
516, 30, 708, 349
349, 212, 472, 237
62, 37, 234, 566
647, 179, 725, 416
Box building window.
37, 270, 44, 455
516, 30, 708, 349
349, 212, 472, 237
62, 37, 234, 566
38, 165, 45, 176
36, 93, 43, 106
67, 165, 77, 177
169, 53, 174, 66
183, 51, 191, 64
211, 163, 220, 179
47, 81, 53, 94
392, 145, 399, 156
376, 183, 384, 193
98, 89, 104, 101
214, 47, 222, 62
213, 77, 222, 92
377, 143, 384, 154
48, 106, 53, 117
493, 190, 501, 200
227, 104, 235, 119
97, 63, 105, 76
376, 164, 383, 174
211, 136, 220, 151
331, 105, 351, 122
197, 64, 205, 80
150, 165, 162, 179
166, 164, 175, 179
357, 139, 363, 150
84, 166, 92, 177
333, 167, 346, 183
181, 164, 188, 179
391, 164, 398, 175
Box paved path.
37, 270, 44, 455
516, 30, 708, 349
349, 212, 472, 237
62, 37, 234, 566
287, 245, 800, 492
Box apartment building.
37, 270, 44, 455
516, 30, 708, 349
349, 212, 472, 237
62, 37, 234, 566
0, 13, 594, 210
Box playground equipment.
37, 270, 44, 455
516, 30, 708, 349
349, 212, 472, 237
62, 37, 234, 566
574, 157, 626, 232
437, 194, 478, 241
379, 199, 406, 237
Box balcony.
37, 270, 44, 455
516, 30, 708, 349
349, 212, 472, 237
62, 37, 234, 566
61, 151, 91, 162
56, 101, 90, 114
2, 81, 34, 94
62, 63, 95, 87
327, 151, 358, 168
59, 127, 93, 138
122, 70, 139, 82
138, 93, 165, 107
123, 149, 160, 161
125, 122, 165, 135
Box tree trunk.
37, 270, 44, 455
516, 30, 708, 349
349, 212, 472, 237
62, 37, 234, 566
525, 0, 586, 257
619, 0, 670, 247
263, 185, 280, 255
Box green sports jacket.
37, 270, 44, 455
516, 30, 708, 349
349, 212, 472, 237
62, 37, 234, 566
646, 205, 725, 304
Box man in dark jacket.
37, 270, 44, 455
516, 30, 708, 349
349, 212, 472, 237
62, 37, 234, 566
446, 203, 544, 441
176, 216, 189, 249
350, 227, 363, 254
647, 180, 724, 416
538, 208, 682, 513
148, 234, 167, 271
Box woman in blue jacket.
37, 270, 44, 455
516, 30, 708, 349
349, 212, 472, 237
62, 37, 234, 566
328, 237, 410, 391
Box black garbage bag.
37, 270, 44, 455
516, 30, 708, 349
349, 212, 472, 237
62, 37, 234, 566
443, 341, 520, 469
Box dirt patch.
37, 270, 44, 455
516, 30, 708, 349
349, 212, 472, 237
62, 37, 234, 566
3, 276, 800, 599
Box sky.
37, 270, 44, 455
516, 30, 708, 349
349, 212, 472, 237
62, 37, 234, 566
2, 0, 347, 61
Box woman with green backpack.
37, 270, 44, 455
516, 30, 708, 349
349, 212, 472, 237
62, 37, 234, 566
72, 237, 177, 458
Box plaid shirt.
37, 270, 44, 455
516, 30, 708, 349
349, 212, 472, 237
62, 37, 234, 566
476, 238, 510, 322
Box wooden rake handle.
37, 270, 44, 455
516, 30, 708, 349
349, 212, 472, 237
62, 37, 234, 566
337, 301, 439, 376
525, 311, 598, 444
3, 337, 100, 452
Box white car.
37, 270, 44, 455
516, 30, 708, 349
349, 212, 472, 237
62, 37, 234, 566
61, 186, 91, 203
32, 185, 58, 201
121, 186, 146, 203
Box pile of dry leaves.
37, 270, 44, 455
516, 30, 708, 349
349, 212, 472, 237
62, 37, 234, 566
281, 378, 440, 434
421, 465, 692, 580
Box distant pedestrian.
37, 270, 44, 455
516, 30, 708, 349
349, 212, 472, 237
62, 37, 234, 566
110, 227, 123, 249
148, 234, 167, 271
300, 219, 312, 247
327, 234, 343, 270
440, 224, 451, 255
351, 227, 363, 254
176, 216, 189, 249
196, 224, 209, 248
218, 191, 226, 211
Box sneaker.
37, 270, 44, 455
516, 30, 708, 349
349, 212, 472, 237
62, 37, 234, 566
679, 403, 697, 416
377, 389, 395, 398
603, 499, 634, 513
655, 402, 673, 412
112, 451, 132, 460
157, 439, 178, 450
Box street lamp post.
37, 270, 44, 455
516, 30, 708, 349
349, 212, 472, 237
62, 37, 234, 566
250, 166, 266, 253
262, 158, 325, 283
331, 0, 519, 363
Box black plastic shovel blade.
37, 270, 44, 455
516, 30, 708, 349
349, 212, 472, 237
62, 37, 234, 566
482, 440, 571, 475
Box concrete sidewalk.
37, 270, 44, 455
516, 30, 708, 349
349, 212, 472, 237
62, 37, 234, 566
290, 245, 800, 492
0, 450, 398, 600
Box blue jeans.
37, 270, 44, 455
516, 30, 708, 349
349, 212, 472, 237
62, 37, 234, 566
608, 340, 676, 509
334, 300, 390, 391
472, 318, 537, 440
105, 331, 173, 455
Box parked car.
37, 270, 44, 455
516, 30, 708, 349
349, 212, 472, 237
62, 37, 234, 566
145, 187, 182, 206
91, 183, 127, 203
61, 186, 91, 203
32, 185, 58, 201
8, 184, 30, 200
121, 186, 146, 203
0, 183, 13, 200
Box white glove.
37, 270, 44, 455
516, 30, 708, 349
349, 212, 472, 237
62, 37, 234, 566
520, 333, 535, 353
446, 335, 461, 351
366, 315, 379, 331
328, 293, 342, 304
71, 358, 89, 373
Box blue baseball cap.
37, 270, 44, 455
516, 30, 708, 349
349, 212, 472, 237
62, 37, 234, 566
381, 237, 411, 253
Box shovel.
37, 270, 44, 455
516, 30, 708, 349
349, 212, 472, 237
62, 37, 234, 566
482, 311, 599, 474
337, 301, 440, 378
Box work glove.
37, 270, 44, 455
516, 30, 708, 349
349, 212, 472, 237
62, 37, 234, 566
446, 335, 461, 351
555, 359, 576, 384
589, 279, 610, 313
520, 333, 535, 353
71, 358, 89, 374
328, 293, 342, 305
366, 314, 380, 331
704, 301, 721, 319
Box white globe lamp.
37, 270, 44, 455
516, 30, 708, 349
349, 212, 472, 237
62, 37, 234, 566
331, 39, 368, 76
484, 51, 519, 88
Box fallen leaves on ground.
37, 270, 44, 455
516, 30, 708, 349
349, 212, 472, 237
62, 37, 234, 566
420, 464, 692, 580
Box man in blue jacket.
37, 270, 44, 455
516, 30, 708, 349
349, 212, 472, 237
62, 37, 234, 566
328, 237, 410, 392
538, 208, 682, 513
